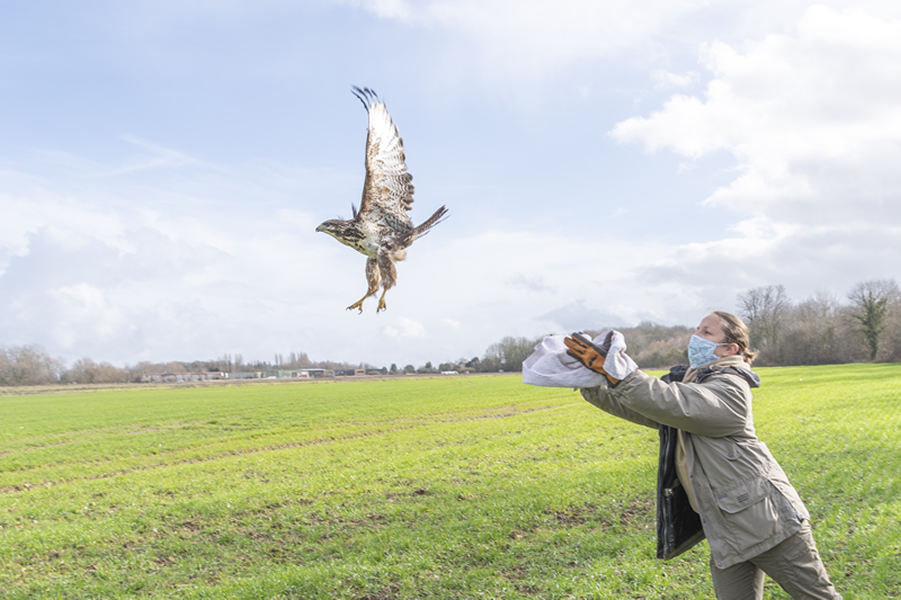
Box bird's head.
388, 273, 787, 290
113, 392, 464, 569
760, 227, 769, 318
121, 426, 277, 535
315, 218, 352, 242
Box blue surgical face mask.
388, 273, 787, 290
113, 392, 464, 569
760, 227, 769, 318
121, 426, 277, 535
687, 335, 729, 369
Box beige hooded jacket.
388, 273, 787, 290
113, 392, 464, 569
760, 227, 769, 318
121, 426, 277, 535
580, 355, 810, 569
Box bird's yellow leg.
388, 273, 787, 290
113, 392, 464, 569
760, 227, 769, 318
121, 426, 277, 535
348, 259, 381, 313
347, 295, 368, 313
376, 289, 388, 313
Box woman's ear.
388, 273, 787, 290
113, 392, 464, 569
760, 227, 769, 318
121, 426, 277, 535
722, 342, 740, 357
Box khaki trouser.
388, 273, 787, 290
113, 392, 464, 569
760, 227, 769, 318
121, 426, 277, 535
710, 521, 841, 600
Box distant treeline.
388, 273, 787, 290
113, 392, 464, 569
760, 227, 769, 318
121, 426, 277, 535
2, 279, 898, 386
448, 279, 901, 373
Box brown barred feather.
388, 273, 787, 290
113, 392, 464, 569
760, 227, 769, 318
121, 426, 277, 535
315, 88, 448, 313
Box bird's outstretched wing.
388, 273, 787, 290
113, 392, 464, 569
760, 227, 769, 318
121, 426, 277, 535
352, 87, 414, 228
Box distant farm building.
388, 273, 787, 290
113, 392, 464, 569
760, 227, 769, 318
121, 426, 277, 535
226, 371, 264, 380
334, 368, 366, 377
141, 372, 225, 384
141, 367, 369, 384
264, 369, 333, 379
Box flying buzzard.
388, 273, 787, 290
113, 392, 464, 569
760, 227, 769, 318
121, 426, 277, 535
316, 87, 448, 313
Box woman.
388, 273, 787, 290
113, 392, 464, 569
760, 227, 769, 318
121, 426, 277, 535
564, 311, 841, 600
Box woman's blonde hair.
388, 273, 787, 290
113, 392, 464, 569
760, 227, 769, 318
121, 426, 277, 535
713, 311, 759, 364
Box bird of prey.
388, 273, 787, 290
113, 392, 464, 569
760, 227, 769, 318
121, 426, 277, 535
316, 87, 448, 313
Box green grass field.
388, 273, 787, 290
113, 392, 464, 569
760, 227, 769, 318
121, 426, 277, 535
1, 365, 899, 599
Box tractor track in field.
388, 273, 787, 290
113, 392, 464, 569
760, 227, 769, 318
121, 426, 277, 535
0, 404, 568, 494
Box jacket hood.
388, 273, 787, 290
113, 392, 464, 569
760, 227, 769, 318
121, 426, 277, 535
700, 364, 760, 388
674, 355, 761, 389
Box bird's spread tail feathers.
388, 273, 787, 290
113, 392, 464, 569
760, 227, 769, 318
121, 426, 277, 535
412, 205, 449, 240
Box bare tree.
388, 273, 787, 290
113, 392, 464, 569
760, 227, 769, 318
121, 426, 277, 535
129, 361, 163, 382
737, 285, 792, 364
776, 292, 858, 365
883, 307, 901, 362
279, 352, 313, 369
65, 358, 130, 384
612, 322, 692, 368
482, 336, 540, 372
847, 279, 900, 361
0, 345, 65, 386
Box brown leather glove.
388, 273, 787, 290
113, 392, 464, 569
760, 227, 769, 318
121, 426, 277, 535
563, 332, 620, 385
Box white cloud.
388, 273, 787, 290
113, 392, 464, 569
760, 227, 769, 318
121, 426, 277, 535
651, 69, 699, 89
342, 0, 711, 83
610, 5, 901, 290
47, 283, 128, 346
440, 318, 461, 330
382, 317, 427, 339
613, 6, 901, 209
338, 0, 901, 94
0, 141, 357, 363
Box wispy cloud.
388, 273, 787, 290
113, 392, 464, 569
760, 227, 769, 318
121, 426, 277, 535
105, 136, 209, 176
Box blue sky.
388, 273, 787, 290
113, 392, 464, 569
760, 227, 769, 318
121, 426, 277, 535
2, 0, 901, 369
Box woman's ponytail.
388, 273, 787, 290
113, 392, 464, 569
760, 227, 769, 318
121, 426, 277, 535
713, 311, 759, 364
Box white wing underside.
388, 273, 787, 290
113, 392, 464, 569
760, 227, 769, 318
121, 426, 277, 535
359, 96, 414, 229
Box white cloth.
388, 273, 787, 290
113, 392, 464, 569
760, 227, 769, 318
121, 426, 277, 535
522, 330, 638, 388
